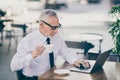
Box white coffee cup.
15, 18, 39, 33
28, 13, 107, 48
44, 44, 54, 53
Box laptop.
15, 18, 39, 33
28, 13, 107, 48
70, 49, 112, 73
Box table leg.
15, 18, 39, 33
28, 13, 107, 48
99, 39, 103, 53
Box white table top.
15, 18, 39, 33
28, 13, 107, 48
6, 13, 39, 24
66, 33, 103, 42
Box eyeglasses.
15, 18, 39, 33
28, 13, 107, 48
41, 20, 61, 30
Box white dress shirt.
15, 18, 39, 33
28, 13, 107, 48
10, 30, 78, 77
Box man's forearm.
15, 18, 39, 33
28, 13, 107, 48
10, 53, 33, 72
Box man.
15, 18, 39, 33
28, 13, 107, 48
10, 9, 90, 80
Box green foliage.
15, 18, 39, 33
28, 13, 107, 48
109, 5, 120, 55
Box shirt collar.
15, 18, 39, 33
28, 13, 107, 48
36, 29, 47, 42
36, 29, 56, 42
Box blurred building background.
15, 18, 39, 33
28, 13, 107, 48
0, 0, 120, 80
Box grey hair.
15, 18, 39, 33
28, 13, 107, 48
39, 9, 58, 22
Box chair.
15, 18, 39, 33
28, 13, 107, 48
108, 54, 120, 62
0, 21, 5, 39
16, 70, 38, 80
65, 41, 94, 59
87, 52, 100, 60
107, 49, 120, 62
16, 70, 25, 80
0, 9, 6, 17
87, 49, 114, 60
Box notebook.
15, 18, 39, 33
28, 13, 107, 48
70, 49, 112, 73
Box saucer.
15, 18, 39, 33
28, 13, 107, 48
54, 69, 70, 75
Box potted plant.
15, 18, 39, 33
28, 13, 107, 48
109, 5, 120, 62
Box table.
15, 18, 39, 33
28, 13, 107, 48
66, 33, 103, 53
39, 61, 120, 80
6, 15, 38, 36
0, 19, 13, 22
0, 19, 13, 38
11, 24, 28, 36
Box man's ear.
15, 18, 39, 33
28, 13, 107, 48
40, 21, 44, 28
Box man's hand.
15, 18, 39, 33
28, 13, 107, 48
31, 46, 45, 58
73, 60, 90, 69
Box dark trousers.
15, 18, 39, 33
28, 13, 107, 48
16, 70, 38, 80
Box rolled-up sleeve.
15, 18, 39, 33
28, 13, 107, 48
59, 37, 78, 64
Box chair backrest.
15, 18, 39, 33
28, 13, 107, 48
87, 52, 100, 60
0, 9, 6, 17
16, 70, 38, 80
16, 70, 25, 80
65, 41, 94, 56
0, 21, 5, 31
